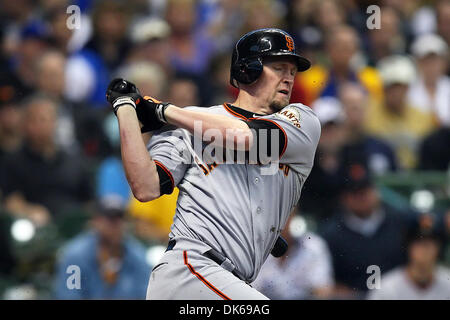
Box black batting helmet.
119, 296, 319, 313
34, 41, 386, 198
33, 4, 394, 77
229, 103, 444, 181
230, 28, 311, 88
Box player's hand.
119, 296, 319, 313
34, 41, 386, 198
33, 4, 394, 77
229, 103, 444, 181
136, 96, 170, 133
106, 78, 170, 132
106, 78, 142, 115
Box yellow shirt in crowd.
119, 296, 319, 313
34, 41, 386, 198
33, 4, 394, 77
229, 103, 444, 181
365, 100, 437, 169
294, 64, 384, 105
128, 188, 179, 235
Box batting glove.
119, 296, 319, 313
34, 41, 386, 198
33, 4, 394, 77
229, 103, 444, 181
137, 96, 171, 133
106, 78, 142, 114
106, 78, 170, 132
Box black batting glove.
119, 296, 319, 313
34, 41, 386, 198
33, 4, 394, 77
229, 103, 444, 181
136, 96, 170, 133
106, 78, 142, 115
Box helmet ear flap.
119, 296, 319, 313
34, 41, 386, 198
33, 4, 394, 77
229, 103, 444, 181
230, 57, 263, 87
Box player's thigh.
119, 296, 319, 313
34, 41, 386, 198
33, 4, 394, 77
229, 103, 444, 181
178, 250, 269, 300
147, 250, 268, 300
148, 250, 236, 300
221, 280, 269, 300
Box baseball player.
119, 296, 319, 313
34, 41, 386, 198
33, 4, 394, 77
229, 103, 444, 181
106, 28, 321, 300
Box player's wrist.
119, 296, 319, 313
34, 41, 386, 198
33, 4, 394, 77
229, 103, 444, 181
155, 102, 171, 124
112, 96, 137, 115
161, 104, 177, 124
115, 102, 137, 116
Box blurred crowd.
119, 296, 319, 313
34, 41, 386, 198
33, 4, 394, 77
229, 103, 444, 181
0, 0, 449, 300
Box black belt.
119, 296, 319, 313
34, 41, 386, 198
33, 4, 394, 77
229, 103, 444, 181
203, 249, 230, 268
166, 239, 242, 279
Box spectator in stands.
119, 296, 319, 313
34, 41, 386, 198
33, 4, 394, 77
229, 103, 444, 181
286, 0, 316, 40
64, 0, 131, 107
34, 50, 80, 154
0, 81, 23, 160
408, 33, 449, 127
207, 54, 237, 105
45, 3, 74, 54
84, 0, 131, 72
41, 0, 92, 54
418, 123, 450, 171
253, 212, 334, 300
166, 75, 200, 107
287, 0, 365, 56
39, 47, 111, 161
299, 97, 347, 220
368, 214, 450, 299
239, 0, 283, 35
313, 0, 346, 43
128, 18, 173, 77
205, 0, 245, 54
0, 81, 23, 197
436, 0, 450, 49
408, 2, 437, 38
0, 0, 34, 30
376, 0, 418, 42
319, 162, 413, 299
53, 195, 150, 299
6, 23, 49, 100
34, 50, 66, 101
365, 55, 435, 169
339, 82, 398, 175
294, 25, 383, 106
165, 0, 216, 105
1, 96, 93, 226
165, 0, 215, 77
365, 6, 407, 66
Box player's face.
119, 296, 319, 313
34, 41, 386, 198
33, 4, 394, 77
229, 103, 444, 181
259, 57, 297, 111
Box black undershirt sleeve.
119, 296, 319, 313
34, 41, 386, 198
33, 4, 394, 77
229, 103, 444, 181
155, 161, 175, 195
246, 119, 287, 162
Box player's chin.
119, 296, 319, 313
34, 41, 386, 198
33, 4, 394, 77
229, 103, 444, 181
270, 97, 290, 111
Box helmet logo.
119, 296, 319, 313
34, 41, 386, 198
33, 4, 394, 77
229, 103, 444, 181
285, 35, 294, 52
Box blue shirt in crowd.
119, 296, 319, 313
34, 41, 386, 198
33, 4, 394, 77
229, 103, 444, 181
53, 231, 151, 299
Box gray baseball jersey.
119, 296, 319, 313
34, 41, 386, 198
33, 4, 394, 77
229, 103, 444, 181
147, 102, 320, 285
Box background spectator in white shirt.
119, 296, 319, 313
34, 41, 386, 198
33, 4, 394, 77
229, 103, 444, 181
368, 214, 450, 300
408, 33, 450, 127
252, 212, 334, 300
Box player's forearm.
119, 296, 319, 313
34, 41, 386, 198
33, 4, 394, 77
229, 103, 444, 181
116, 106, 160, 202
164, 105, 254, 150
